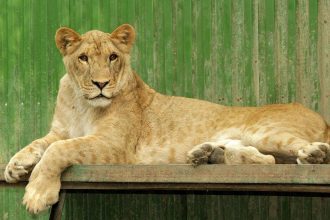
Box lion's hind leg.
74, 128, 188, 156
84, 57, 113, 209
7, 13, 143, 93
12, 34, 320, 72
297, 142, 330, 164
242, 129, 330, 164
186, 139, 275, 166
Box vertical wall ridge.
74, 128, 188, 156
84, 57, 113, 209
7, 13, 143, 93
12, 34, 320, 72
318, 0, 330, 123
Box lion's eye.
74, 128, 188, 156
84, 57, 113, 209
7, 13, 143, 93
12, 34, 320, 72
109, 53, 118, 61
78, 54, 88, 62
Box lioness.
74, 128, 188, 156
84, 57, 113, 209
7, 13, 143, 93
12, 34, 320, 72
4, 24, 330, 213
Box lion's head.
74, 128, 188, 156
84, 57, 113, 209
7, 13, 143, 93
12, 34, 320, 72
55, 24, 136, 107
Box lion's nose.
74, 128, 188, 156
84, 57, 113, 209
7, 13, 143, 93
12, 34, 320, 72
92, 80, 109, 90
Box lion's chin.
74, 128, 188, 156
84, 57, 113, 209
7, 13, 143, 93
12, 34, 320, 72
86, 97, 112, 108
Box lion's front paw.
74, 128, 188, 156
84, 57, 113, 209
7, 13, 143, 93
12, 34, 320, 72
23, 174, 61, 214
297, 142, 330, 164
4, 150, 42, 183
4, 161, 29, 183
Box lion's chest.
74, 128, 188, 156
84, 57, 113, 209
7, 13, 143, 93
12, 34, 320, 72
67, 108, 94, 138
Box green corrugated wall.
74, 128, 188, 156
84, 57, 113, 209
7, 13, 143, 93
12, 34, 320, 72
0, 0, 329, 219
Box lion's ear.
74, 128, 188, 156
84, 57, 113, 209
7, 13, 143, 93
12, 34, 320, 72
55, 27, 81, 55
110, 24, 135, 53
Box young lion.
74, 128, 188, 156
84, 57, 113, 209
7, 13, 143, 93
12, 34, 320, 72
4, 24, 330, 213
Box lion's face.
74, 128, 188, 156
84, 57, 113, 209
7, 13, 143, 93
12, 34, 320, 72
55, 24, 135, 107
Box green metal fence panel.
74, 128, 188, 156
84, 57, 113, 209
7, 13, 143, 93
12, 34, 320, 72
62, 191, 330, 220
0, 0, 329, 219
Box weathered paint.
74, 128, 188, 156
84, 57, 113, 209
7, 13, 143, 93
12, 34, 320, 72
0, 0, 329, 219
318, 0, 330, 123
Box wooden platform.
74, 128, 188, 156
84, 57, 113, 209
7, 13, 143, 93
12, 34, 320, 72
2, 164, 330, 219
1, 164, 330, 193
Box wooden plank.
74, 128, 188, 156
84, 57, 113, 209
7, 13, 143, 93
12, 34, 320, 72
57, 183, 330, 193
1, 164, 330, 185
2, 180, 330, 193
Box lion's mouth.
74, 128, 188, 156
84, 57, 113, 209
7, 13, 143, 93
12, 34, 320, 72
88, 94, 111, 100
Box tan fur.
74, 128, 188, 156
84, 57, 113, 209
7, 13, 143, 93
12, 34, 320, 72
327, 125, 330, 144
4, 24, 330, 213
